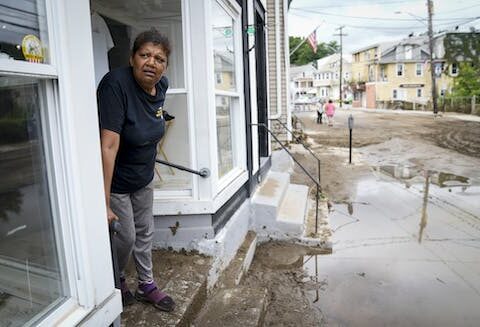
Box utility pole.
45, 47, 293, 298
334, 26, 347, 108
427, 0, 438, 114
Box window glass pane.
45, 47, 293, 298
0, 76, 66, 325
91, 0, 184, 88
0, 0, 50, 64
154, 93, 192, 192
212, 1, 236, 92
216, 95, 234, 178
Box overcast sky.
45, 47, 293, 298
288, 0, 480, 54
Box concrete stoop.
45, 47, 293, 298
302, 199, 332, 246
251, 168, 332, 253
251, 170, 309, 240
193, 231, 268, 327
215, 231, 258, 289
193, 287, 268, 327
121, 250, 211, 327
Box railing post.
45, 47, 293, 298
315, 185, 319, 234
472, 95, 476, 115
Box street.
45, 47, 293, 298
295, 109, 480, 326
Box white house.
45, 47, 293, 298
0, 0, 302, 325
314, 53, 352, 102
290, 63, 318, 100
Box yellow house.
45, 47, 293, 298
350, 32, 478, 109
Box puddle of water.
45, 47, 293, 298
374, 165, 471, 189
302, 165, 480, 326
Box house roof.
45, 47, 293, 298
316, 53, 351, 71
289, 64, 317, 79
379, 35, 430, 60
290, 64, 317, 75
351, 39, 400, 55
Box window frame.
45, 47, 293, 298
396, 64, 404, 77
405, 45, 413, 60
0, 1, 121, 325
210, 0, 247, 193
451, 63, 458, 76
415, 63, 423, 77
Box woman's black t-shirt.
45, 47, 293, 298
97, 67, 167, 194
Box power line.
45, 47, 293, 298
333, 26, 347, 107
299, 16, 479, 31
290, 8, 478, 22
427, 0, 438, 115
290, 0, 421, 10
437, 3, 480, 14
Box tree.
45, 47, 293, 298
289, 36, 339, 66
451, 62, 480, 97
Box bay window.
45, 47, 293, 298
1, 1, 121, 325
0, 2, 69, 325
0, 76, 67, 326
211, 0, 245, 183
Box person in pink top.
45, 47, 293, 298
324, 99, 336, 126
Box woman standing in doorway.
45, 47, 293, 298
324, 99, 336, 126
97, 29, 175, 312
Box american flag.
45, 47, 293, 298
307, 30, 317, 53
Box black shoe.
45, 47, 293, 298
120, 278, 136, 306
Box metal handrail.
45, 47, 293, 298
252, 123, 321, 233
270, 117, 321, 186
155, 159, 210, 178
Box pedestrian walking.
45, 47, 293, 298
316, 99, 324, 124
324, 99, 336, 126
98, 28, 175, 312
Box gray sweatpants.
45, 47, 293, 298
110, 182, 154, 283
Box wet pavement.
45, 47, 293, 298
304, 166, 480, 327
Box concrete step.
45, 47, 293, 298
121, 250, 211, 327
277, 184, 309, 234
297, 198, 333, 251
251, 171, 290, 229
193, 286, 268, 327
193, 231, 264, 326
216, 231, 257, 289
270, 149, 294, 173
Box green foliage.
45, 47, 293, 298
443, 33, 480, 67
289, 36, 339, 66
451, 63, 480, 97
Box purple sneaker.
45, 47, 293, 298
135, 281, 175, 312
120, 278, 136, 306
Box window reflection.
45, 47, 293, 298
0, 76, 65, 326
212, 1, 236, 92
0, 0, 50, 63
216, 95, 234, 177
154, 94, 192, 193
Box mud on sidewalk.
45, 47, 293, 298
242, 242, 329, 327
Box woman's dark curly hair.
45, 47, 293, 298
131, 28, 171, 59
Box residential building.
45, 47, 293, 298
290, 63, 317, 100
314, 53, 352, 102
0, 0, 299, 325
351, 31, 480, 109
266, 0, 292, 140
